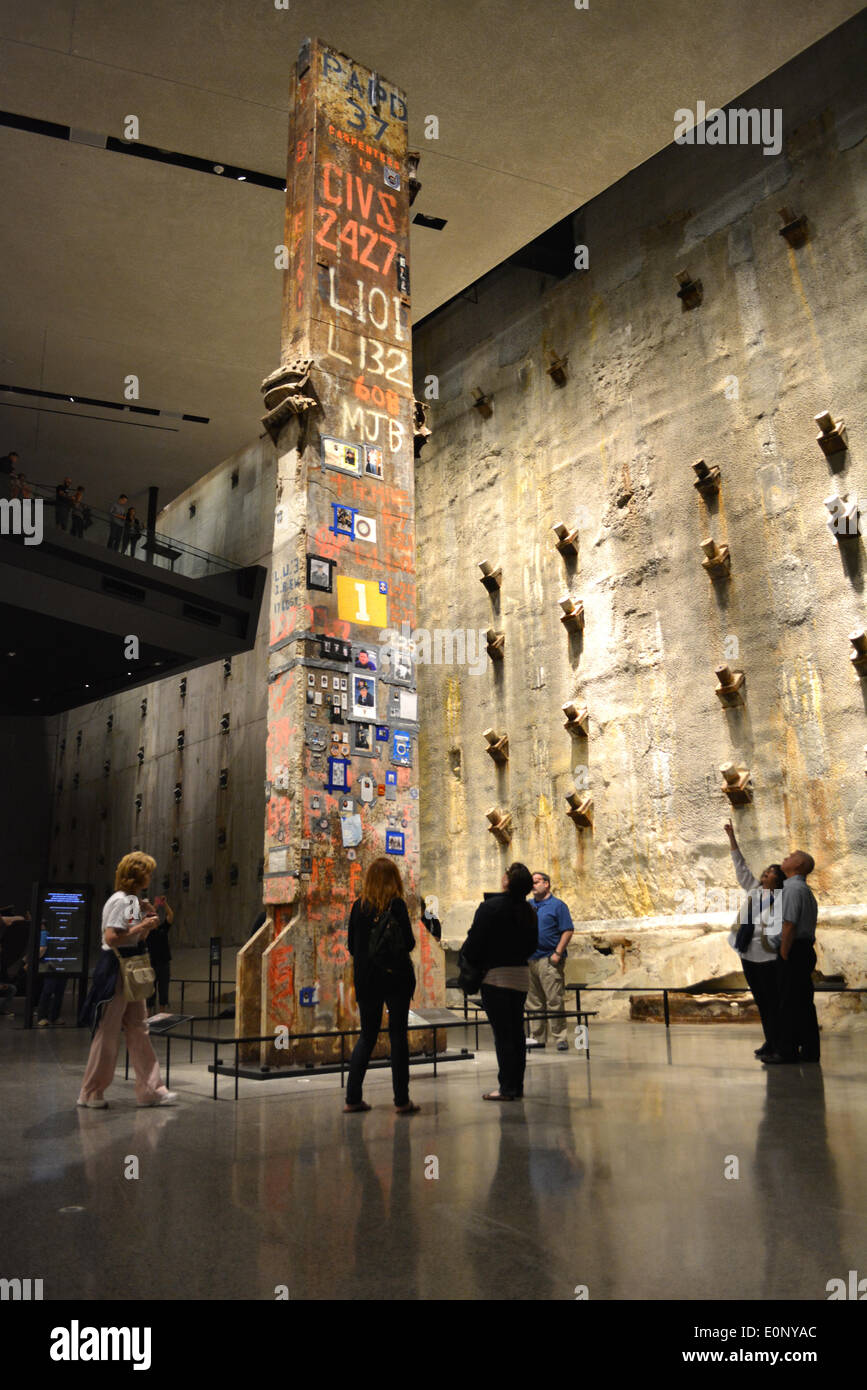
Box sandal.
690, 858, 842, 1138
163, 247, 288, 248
343, 1101, 371, 1112
482, 1091, 515, 1102
394, 1102, 420, 1114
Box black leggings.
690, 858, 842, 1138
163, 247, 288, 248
481, 984, 528, 1097
346, 980, 413, 1106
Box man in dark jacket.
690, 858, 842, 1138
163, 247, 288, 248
461, 863, 538, 1100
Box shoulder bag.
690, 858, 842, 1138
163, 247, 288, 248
113, 947, 155, 1002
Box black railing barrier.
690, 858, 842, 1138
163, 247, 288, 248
123, 1005, 597, 1101
111, 985, 865, 1102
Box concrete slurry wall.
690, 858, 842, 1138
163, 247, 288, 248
48, 438, 277, 947
411, 19, 867, 1020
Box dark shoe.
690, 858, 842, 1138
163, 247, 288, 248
343, 1101, 371, 1112
761, 1053, 799, 1065
754, 1045, 772, 1057
556, 1040, 569, 1052
394, 1102, 420, 1114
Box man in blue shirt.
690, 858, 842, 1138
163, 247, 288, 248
527, 872, 574, 1050
762, 849, 820, 1065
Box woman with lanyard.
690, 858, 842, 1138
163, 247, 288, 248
77, 852, 177, 1108
724, 821, 785, 1060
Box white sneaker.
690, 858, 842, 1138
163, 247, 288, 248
139, 1090, 178, 1107
76, 1097, 108, 1109
37, 1018, 50, 1028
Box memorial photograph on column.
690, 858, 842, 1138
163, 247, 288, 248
0, 0, 864, 1364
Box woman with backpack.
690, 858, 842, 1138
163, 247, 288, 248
459, 862, 539, 1101
344, 857, 419, 1114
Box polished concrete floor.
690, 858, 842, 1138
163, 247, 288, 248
1, 1012, 864, 1301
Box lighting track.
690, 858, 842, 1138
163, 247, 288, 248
0, 109, 286, 190
0, 384, 208, 424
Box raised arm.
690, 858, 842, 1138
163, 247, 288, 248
724, 821, 759, 891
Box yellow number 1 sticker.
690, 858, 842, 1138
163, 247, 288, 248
336, 576, 388, 628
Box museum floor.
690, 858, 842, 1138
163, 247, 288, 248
2, 1018, 864, 1302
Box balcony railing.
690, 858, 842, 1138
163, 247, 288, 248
18, 481, 240, 581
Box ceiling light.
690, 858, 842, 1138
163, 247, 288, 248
213, 164, 224, 174
7, 651, 15, 657
237, 175, 246, 182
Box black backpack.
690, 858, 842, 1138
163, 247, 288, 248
368, 905, 407, 973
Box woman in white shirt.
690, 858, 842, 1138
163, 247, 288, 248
77, 852, 177, 1109
724, 822, 785, 1059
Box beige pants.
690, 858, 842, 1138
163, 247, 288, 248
79, 973, 168, 1104
527, 957, 567, 1042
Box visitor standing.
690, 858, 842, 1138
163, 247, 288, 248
107, 493, 128, 550
527, 871, 574, 1050
723, 821, 784, 1058
122, 505, 142, 557
459, 863, 539, 1101
763, 850, 820, 1065
344, 857, 418, 1114
70, 486, 88, 538
55, 477, 74, 530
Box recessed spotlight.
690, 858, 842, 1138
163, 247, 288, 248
84, 683, 89, 688
7, 651, 15, 657
213, 164, 224, 174
237, 175, 246, 182
69, 396, 75, 402
33, 696, 40, 703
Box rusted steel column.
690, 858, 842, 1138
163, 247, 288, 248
244, 38, 443, 1067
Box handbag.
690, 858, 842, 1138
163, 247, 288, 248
113, 948, 155, 1002
457, 949, 483, 995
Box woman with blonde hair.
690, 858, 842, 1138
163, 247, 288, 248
344, 856, 419, 1114
77, 852, 177, 1109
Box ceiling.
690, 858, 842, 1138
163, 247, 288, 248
0, 0, 861, 518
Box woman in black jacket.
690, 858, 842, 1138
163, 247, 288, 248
344, 856, 419, 1114
461, 862, 538, 1101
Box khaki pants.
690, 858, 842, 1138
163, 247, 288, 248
527, 957, 567, 1042
79, 974, 168, 1104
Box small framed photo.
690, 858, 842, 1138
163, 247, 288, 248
364, 446, 384, 480
392, 730, 411, 766
307, 555, 334, 592
375, 725, 389, 741
327, 757, 350, 792
353, 723, 376, 757
381, 639, 413, 687
322, 437, 361, 476
331, 503, 356, 537
340, 677, 348, 691
385, 830, 405, 856
352, 673, 377, 721
320, 675, 329, 689
353, 642, 378, 673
